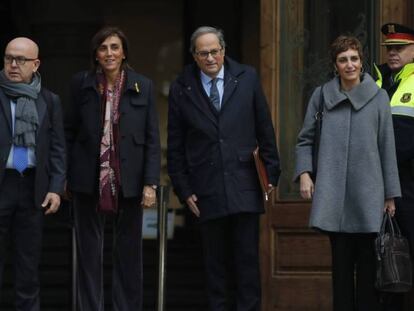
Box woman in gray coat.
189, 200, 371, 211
295, 36, 401, 311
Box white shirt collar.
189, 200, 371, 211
200, 66, 225, 84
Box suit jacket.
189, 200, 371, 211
167, 57, 281, 222
65, 69, 160, 198
0, 87, 66, 208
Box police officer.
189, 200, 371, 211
374, 23, 414, 310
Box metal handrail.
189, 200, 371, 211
156, 186, 169, 311
71, 222, 77, 311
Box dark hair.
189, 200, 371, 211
189, 26, 226, 54
90, 26, 130, 72
330, 35, 363, 65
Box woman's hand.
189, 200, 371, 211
384, 198, 396, 217
300, 172, 314, 200
141, 186, 157, 209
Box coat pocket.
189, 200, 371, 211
129, 96, 148, 107
237, 150, 255, 169
133, 133, 146, 145
237, 150, 260, 190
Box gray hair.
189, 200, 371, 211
189, 26, 226, 54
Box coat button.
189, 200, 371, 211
219, 139, 224, 143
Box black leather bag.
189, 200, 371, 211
375, 213, 412, 292
311, 85, 324, 181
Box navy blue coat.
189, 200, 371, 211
0, 88, 66, 207
167, 57, 280, 222
65, 69, 160, 198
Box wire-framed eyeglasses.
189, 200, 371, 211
195, 48, 223, 59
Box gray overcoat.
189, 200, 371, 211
294, 73, 401, 233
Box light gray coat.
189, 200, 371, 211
294, 73, 401, 233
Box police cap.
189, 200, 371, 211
381, 23, 414, 45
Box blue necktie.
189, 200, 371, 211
13, 146, 28, 173
209, 78, 221, 111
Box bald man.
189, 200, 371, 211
0, 37, 65, 310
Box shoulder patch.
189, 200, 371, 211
400, 93, 412, 103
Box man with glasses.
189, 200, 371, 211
0, 37, 65, 310
167, 26, 280, 310
375, 23, 414, 310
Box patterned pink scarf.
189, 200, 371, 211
97, 70, 125, 214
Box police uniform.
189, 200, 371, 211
374, 23, 414, 310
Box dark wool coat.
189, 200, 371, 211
65, 69, 160, 198
295, 73, 401, 233
167, 57, 281, 222
0, 88, 66, 207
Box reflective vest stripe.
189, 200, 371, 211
373, 64, 382, 88
391, 106, 414, 117
389, 70, 414, 117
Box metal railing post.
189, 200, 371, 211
72, 223, 77, 311
69, 200, 77, 311
156, 186, 169, 311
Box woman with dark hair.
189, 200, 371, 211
294, 35, 401, 311
65, 26, 160, 310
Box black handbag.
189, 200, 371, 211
311, 85, 324, 181
375, 213, 412, 292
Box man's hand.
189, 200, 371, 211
300, 172, 314, 200
384, 198, 396, 217
141, 185, 157, 209
42, 192, 61, 215
186, 194, 200, 217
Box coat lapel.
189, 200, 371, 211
220, 57, 244, 111
179, 57, 245, 125
181, 68, 218, 127
123, 70, 142, 95
221, 74, 238, 111
0, 89, 12, 133
36, 91, 47, 136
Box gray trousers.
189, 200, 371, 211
73, 192, 143, 311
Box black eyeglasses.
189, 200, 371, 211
195, 48, 223, 59
4, 55, 37, 65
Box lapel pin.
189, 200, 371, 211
134, 82, 140, 93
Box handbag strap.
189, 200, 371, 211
311, 85, 325, 181
380, 212, 402, 236
389, 213, 402, 235
315, 85, 324, 121
377, 212, 404, 257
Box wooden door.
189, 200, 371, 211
258, 0, 413, 310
